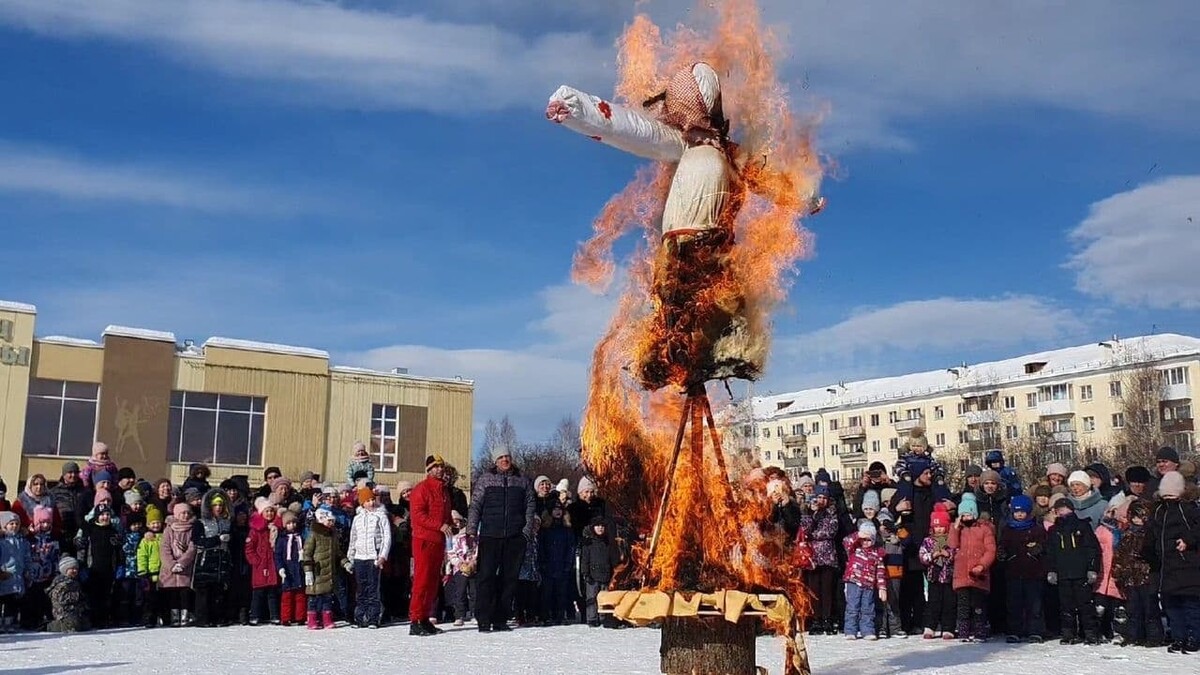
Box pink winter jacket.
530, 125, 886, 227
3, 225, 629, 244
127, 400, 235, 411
1095, 524, 1124, 600
841, 534, 886, 592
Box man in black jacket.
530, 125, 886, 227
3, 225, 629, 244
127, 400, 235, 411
466, 445, 535, 632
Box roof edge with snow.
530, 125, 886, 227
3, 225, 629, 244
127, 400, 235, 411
330, 365, 474, 387
38, 335, 102, 348
0, 300, 37, 314
204, 336, 329, 360
103, 325, 176, 343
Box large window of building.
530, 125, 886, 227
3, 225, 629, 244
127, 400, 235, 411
1082, 416, 1096, 432
1162, 367, 1189, 386
1111, 412, 1125, 429
1080, 385, 1093, 401
168, 392, 266, 466
369, 404, 401, 472
1109, 381, 1123, 398
22, 379, 99, 456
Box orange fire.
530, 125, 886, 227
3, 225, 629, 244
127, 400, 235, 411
575, 0, 825, 627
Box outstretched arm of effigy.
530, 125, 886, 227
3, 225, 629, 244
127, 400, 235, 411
735, 149, 826, 215
546, 85, 685, 163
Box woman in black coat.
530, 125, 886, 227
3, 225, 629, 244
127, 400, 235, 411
1145, 473, 1200, 652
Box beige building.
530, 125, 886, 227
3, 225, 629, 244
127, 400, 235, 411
750, 334, 1199, 485
0, 300, 473, 490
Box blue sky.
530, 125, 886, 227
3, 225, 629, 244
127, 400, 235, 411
2, 1, 1199, 442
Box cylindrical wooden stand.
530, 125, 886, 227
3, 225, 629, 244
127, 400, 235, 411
660, 616, 757, 675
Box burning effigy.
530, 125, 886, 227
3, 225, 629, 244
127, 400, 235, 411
546, 1, 825, 673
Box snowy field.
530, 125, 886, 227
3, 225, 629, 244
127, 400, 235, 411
1, 623, 1178, 674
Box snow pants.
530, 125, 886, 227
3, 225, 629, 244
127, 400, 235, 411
955, 588, 989, 640
1163, 593, 1200, 645
1116, 584, 1163, 644
353, 559, 382, 625
1006, 578, 1044, 638
1058, 579, 1098, 641
924, 581, 956, 634
409, 538, 443, 623
843, 582, 877, 637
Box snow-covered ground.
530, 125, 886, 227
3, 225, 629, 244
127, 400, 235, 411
1, 623, 1178, 674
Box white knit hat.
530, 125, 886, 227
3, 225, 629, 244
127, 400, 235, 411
555, 478, 570, 493
1158, 471, 1186, 499
1067, 470, 1091, 487
578, 476, 597, 494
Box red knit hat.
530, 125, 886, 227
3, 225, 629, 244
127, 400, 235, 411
930, 503, 951, 530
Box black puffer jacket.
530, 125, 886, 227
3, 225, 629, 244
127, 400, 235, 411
1145, 498, 1200, 597
1046, 512, 1101, 581
466, 467, 535, 540
191, 489, 232, 587
580, 529, 621, 585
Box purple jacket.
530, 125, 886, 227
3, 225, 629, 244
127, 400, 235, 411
918, 535, 955, 584
801, 506, 841, 569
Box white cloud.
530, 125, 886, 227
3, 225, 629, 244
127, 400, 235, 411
1067, 175, 1200, 309
782, 296, 1087, 363
0, 141, 295, 213
0, 0, 611, 112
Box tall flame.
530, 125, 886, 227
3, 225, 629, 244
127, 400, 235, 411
576, 0, 824, 621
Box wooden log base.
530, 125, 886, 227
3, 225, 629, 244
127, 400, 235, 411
660, 616, 757, 675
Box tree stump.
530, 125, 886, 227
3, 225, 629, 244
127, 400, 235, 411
660, 616, 757, 675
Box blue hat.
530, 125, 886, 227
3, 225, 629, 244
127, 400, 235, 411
813, 484, 830, 498
815, 468, 831, 485
958, 493, 979, 519
984, 449, 1004, 467
94, 470, 115, 485
907, 456, 932, 480
1010, 495, 1033, 514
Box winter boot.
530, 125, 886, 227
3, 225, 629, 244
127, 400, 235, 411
181, 609, 192, 626
170, 609, 182, 627
322, 610, 336, 629
306, 611, 319, 630
808, 619, 825, 636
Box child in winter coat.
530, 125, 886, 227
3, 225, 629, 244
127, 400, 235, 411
0, 510, 31, 632
115, 512, 145, 626
1093, 494, 1128, 641
76, 503, 121, 628
303, 506, 343, 629
919, 503, 957, 639
842, 520, 887, 640
246, 498, 282, 625
1147, 471, 1200, 654
275, 510, 306, 625
949, 493, 996, 642
538, 504, 577, 626
1111, 498, 1163, 647
579, 517, 620, 627
136, 508, 164, 628
192, 490, 233, 627
347, 487, 390, 628
1046, 496, 1101, 644
998, 495, 1047, 643
79, 441, 118, 489
346, 441, 375, 487
984, 449, 1024, 498
892, 428, 952, 505
800, 486, 843, 635
47, 556, 89, 632
22, 505, 60, 630
159, 501, 197, 626
875, 510, 906, 638
445, 510, 477, 627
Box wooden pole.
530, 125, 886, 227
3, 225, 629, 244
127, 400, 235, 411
646, 393, 694, 569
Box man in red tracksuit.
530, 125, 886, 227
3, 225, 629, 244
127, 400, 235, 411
408, 453, 453, 636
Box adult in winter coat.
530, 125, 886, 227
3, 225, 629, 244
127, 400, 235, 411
181, 463, 212, 497
158, 502, 197, 626
949, 493, 997, 642
11, 474, 62, 537
1066, 471, 1107, 528
1145, 471, 1200, 653
800, 486, 842, 634
851, 462, 894, 519
49, 462, 86, 551
974, 471, 1010, 634
889, 462, 950, 634
303, 506, 343, 629
408, 454, 452, 636
1143, 446, 1182, 498
538, 505, 577, 625
191, 489, 232, 627
567, 476, 608, 538
1086, 463, 1120, 500
467, 445, 535, 633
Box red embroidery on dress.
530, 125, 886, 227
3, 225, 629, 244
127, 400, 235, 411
590, 136, 602, 141
598, 101, 613, 119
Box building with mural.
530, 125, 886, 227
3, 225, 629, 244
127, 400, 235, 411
0, 300, 474, 489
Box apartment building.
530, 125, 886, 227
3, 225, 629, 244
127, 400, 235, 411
750, 334, 1200, 485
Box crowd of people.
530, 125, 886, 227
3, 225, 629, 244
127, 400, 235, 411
0, 441, 622, 637
770, 428, 1200, 655
3, 430, 1199, 660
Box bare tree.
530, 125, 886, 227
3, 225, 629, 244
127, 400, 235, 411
1109, 365, 1167, 468
474, 415, 520, 481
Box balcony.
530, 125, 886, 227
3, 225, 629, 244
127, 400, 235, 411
1163, 383, 1192, 401
1162, 418, 1195, 434
840, 450, 868, 467
837, 425, 866, 441
894, 416, 925, 433
1037, 399, 1074, 417
783, 454, 809, 471
782, 433, 807, 449
961, 410, 1000, 426
1046, 430, 1077, 445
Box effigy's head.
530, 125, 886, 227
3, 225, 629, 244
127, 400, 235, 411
658, 62, 724, 136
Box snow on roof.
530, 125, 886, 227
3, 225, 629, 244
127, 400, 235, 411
330, 365, 474, 387
754, 334, 1200, 420
38, 335, 102, 348
103, 325, 176, 343
204, 336, 329, 360
0, 300, 37, 314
